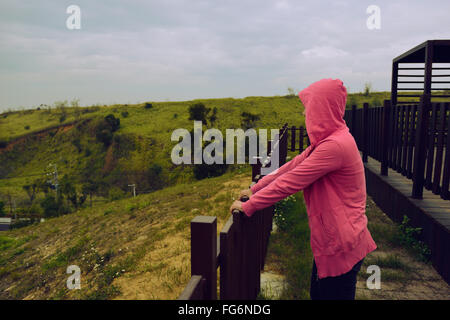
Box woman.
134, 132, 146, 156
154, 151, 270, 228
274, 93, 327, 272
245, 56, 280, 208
230, 78, 377, 300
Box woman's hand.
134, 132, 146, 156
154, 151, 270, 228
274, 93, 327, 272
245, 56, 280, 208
239, 188, 252, 200
230, 200, 243, 214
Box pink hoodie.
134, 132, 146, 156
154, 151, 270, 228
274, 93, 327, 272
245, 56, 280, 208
242, 78, 376, 279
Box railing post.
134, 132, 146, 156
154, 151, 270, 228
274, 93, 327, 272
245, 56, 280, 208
412, 94, 431, 199
280, 128, 288, 166
351, 104, 357, 136
291, 126, 296, 152
232, 211, 246, 299
299, 126, 304, 153
362, 103, 369, 162
380, 100, 391, 176
251, 159, 261, 182
190, 216, 217, 300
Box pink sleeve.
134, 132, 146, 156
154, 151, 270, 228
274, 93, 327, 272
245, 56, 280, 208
251, 145, 313, 194
242, 141, 343, 217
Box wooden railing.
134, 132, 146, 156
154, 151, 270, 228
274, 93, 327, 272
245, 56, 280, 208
344, 96, 450, 200
178, 124, 292, 300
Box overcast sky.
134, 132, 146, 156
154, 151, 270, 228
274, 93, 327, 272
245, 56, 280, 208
1, 0, 450, 111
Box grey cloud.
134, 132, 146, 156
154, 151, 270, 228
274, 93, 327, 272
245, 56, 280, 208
1, 0, 450, 110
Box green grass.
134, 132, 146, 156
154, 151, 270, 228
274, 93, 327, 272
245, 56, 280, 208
0, 170, 252, 299
42, 237, 89, 271
265, 193, 313, 300
363, 253, 411, 272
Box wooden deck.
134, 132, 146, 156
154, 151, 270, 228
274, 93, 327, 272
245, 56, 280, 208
364, 154, 450, 224
362, 153, 450, 284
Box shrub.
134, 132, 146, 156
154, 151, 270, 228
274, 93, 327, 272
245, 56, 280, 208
188, 103, 211, 125
274, 195, 298, 232
370, 96, 383, 107
10, 219, 37, 229
393, 215, 431, 262
121, 111, 129, 118
40, 194, 59, 218
193, 163, 227, 180
112, 133, 135, 158
144, 103, 153, 109
346, 94, 358, 109
104, 114, 120, 132
109, 187, 126, 201
96, 129, 113, 147
208, 107, 218, 125
147, 163, 165, 190
24, 125, 30, 130
241, 111, 260, 129
72, 138, 82, 153
95, 114, 120, 147
82, 106, 100, 114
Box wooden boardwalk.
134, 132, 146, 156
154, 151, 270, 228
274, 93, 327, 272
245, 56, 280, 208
363, 153, 450, 284
364, 154, 450, 226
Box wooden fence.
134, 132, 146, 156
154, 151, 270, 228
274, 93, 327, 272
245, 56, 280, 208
344, 96, 450, 200
178, 124, 296, 300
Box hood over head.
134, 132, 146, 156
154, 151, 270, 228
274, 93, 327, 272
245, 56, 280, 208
298, 78, 348, 147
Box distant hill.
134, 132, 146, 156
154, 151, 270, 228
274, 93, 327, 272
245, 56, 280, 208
0, 95, 306, 209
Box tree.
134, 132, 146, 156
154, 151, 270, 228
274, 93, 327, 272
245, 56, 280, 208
104, 114, 120, 132
23, 183, 38, 204
72, 138, 82, 153
208, 107, 218, 125
60, 174, 86, 209
35, 177, 52, 195
95, 114, 120, 147
147, 163, 165, 191
0, 201, 5, 216
54, 100, 68, 123
364, 82, 372, 96
241, 111, 260, 130
82, 179, 99, 207
40, 194, 59, 218
193, 162, 227, 180
287, 87, 296, 97
96, 129, 113, 146
188, 103, 211, 125
71, 98, 81, 121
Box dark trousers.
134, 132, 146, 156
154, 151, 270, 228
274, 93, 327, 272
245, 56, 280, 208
310, 258, 364, 300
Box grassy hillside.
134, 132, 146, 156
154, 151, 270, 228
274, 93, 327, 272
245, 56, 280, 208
0, 91, 392, 300
0, 95, 309, 209
0, 92, 399, 228
0, 170, 252, 299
